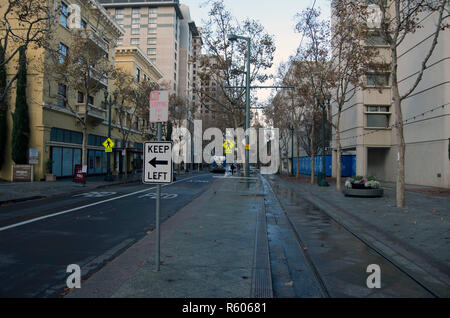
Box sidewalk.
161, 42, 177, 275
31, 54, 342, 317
267, 174, 450, 297
67, 176, 269, 298
0, 173, 142, 205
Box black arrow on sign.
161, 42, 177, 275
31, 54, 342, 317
149, 157, 168, 168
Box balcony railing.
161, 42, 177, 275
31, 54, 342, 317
89, 66, 108, 87
76, 103, 106, 124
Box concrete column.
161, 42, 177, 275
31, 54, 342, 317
356, 145, 368, 177
331, 150, 337, 178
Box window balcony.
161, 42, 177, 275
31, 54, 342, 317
89, 66, 108, 87
76, 102, 106, 125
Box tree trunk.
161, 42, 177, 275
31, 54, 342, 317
123, 141, 127, 180
81, 124, 87, 166
310, 120, 315, 184
336, 116, 342, 192
296, 139, 300, 178
391, 49, 405, 207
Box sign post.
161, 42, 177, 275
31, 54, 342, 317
147, 90, 170, 272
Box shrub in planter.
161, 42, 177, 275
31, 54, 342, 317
345, 176, 380, 189
45, 159, 55, 181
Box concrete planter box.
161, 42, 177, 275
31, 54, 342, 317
343, 188, 384, 197
45, 173, 56, 182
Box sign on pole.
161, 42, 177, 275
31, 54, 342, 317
143, 141, 173, 184
103, 138, 114, 153
29, 148, 39, 164
149, 91, 169, 123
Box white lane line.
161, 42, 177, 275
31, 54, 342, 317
0, 174, 207, 233
213, 176, 259, 180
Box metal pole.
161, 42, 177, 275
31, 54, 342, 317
245, 38, 251, 178
105, 95, 113, 181
291, 126, 294, 177
155, 122, 162, 271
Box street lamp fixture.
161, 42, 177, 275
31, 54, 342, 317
316, 93, 331, 187
227, 33, 251, 177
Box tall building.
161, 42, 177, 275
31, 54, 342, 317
330, 2, 450, 187
0, 0, 163, 182
99, 0, 199, 98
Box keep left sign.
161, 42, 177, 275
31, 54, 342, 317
143, 141, 173, 184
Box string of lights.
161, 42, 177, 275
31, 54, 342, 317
335, 102, 450, 142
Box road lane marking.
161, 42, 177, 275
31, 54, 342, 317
213, 176, 259, 180
138, 193, 178, 199
73, 192, 117, 198
0, 174, 208, 233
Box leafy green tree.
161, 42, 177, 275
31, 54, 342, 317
11, 46, 30, 164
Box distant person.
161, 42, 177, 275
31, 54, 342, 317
231, 163, 235, 175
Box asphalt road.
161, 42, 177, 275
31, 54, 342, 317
0, 173, 213, 297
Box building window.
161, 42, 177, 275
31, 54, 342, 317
132, 7, 140, 18
148, 28, 156, 34
150, 58, 156, 63
57, 84, 67, 107
77, 91, 84, 103
174, 72, 176, 81
174, 83, 176, 91
147, 37, 156, 45
80, 19, 87, 29
147, 48, 156, 55
366, 105, 390, 128
148, 18, 157, 24
117, 38, 123, 45
366, 73, 389, 87
116, 8, 124, 19
131, 38, 140, 45
86, 95, 94, 105
131, 28, 140, 35
60, 2, 68, 28
59, 42, 68, 64
132, 18, 140, 24
367, 33, 388, 46
136, 68, 141, 82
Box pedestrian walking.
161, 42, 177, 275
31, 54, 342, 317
231, 163, 235, 175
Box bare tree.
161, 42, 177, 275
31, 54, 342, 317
0, 0, 54, 168
294, 7, 333, 184
113, 69, 159, 179
329, 0, 380, 192
197, 0, 275, 130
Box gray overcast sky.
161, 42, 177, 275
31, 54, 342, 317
181, 0, 331, 103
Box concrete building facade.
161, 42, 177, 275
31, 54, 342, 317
330, 3, 450, 188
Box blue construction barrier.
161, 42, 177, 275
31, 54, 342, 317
291, 155, 356, 177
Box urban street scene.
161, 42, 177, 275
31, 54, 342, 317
0, 0, 449, 305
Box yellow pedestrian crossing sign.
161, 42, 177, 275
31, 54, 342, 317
103, 138, 114, 153
223, 139, 235, 154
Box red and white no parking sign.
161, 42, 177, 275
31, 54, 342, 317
149, 91, 169, 123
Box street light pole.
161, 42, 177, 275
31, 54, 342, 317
104, 90, 118, 182
290, 125, 294, 177
245, 37, 251, 178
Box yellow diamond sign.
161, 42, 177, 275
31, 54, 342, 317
223, 139, 235, 154
103, 138, 114, 153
